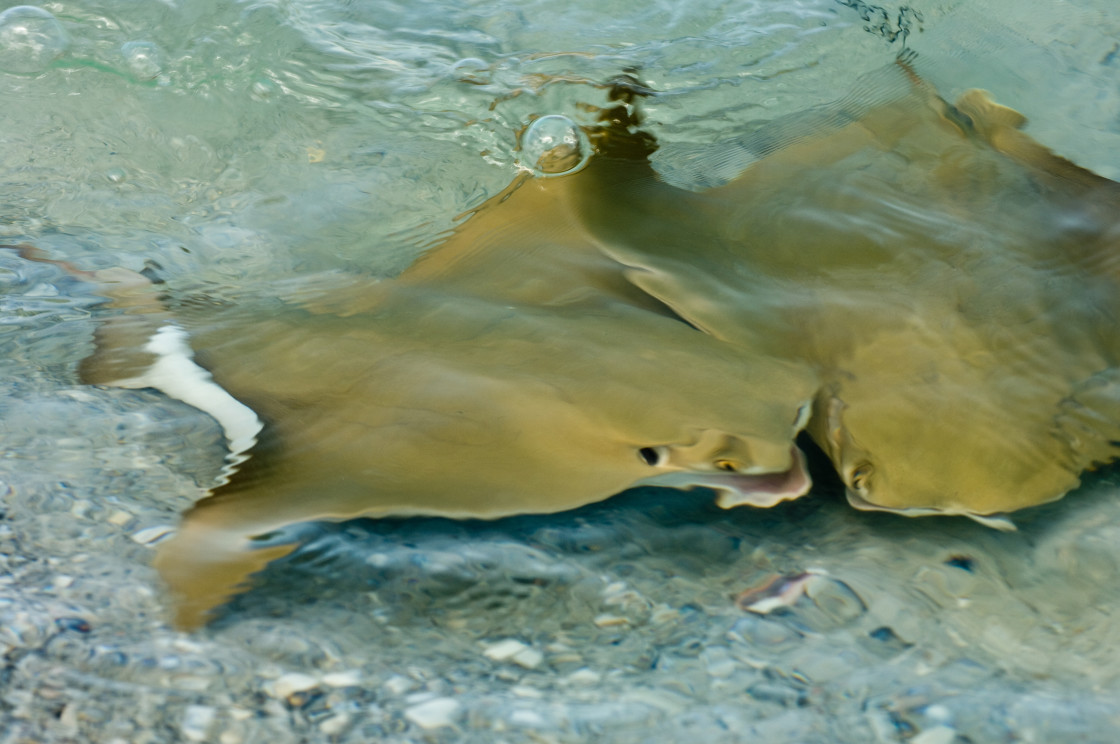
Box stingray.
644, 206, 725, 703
12, 59, 1120, 626
569, 63, 1120, 523
7, 107, 818, 627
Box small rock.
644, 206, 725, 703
509, 709, 546, 727
737, 572, 818, 614
218, 731, 244, 744
322, 670, 362, 687
483, 638, 530, 662
319, 714, 351, 735
131, 525, 175, 545
268, 673, 319, 699
404, 697, 461, 730
512, 647, 544, 669
107, 509, 133, 526
593, 614, 628, 628
180, 705, 216, 742
383, 675, 415, 696
55, 617, 91, 633
565, 668, 601, 685
911, 725, 959, 744
482, 639, 545, 668
650, 604, 681, 625
58, 704, 79, 731
701, 647, 736, 678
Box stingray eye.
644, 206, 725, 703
850, 464, 873, 492
638, 447, 664, 466
714, 459, 738, 472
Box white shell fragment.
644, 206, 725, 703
404, 697, 462, 730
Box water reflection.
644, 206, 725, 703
2, 0, 1120, 742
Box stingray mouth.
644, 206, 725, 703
640, 447, 812, 509
710, 446, 812, 509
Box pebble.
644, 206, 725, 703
382, 675, 415, 696
593, 614, 629, 628
58, 703, 79, 731
512, 648, 544, 669
650, 604, 681, 625
106, 510, 134, 527
911, 725, 959, 744
484, 638, 530, 662
268, 673, 319, 700
404, 697, 461, 730
483, 639, 543, 669
509, 709, 547, 727
179, 705, 215, 742
0, 611, 50, 647
700, 647, 736, 679
130, 525, 175, 545
319, 713, 351, 735
322, 670, 362, 687
565, 668, 601, 685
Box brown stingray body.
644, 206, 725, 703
39, 111, 818, 626
149, 285, 815, 627
14, 60, 1120, 627
568, 64, 1120, 519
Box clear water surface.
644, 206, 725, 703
2, 0, 1120, 741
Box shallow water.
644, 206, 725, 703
2, 0, 1120, 741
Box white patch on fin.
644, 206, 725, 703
116, 324, 263, 482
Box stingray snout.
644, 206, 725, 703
658, 429, 792, 474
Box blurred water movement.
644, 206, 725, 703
2, 0, 1120, 741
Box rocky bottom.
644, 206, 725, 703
2, 382, 1120, 743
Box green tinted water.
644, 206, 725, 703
2, 0, 1120, 742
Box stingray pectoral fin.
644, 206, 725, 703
152, 457, 322, 629
153, 515, 297, 630
953, 89, 1120, 192
845, 490, 1018, 531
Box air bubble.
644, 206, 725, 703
120, 41, 164, 81
518, 115, 592, 177
451, 57, 490, 85
251, 78, 277, 100
0, 6, 69, 75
